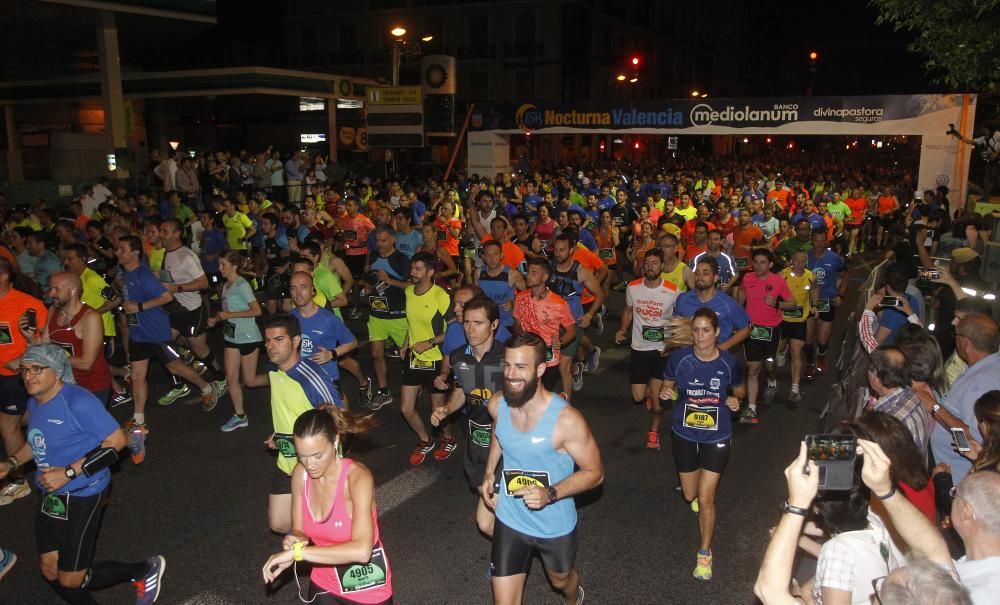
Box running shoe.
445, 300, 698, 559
212, 379, 229, 398
408, 439, 437, 466
646, 431, 660, 450
0, 481, 30, 506
692, 550, 713, 581
764, 382, 777, 404
571, 362, 585, 392
432, 437, 457, 461
201, 384, 222, 412
816, 354, 828, 375
612, 282, 627, 292
690, 497, 700, 513
385, 344, 401, 359
220, 415, 248, 432
585, 346, 602, 373
577, 585, 585, 604
739, 407, 759, 425
128, 424, 148, 465
134, 555, 166, 604
360, 377, 374, 406
157, 384, 190, 406
368, 390, 393, 411
111, 390, 133, 408
191, 360, 208, 375
0, 548, 16, 582
788, 389, 802, 408
775, 350, 787, 368
348, 307, 364, 320
803, 365, 816, 382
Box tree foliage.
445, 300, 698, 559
870, 0, 1000, 92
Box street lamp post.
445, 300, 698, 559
390, 26, 406, 86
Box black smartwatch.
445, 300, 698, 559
547, 486, 558, 503
64, 466, 77, 480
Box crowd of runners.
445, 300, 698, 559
1, 150, 999, 604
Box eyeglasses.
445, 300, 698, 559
17, 365, 48, 376
872, 576, 887, 604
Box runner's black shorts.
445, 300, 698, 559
104, 335, 127, 367
344, 254, 366, 279
35, 489, 108, 572
128, 341, 182, 364
744, 324, 781, 363
401, 355, 448, 391
815, 299, 837, 322
224, 340, 261, 356
270, 465, 292, 495
672, 433, 731, 474
305, 583, 394, 605
0, 373, 29, 415
630, 348, 666, 385
491, 518, 578, 577
781, 320, 807, 341
168, 304, 208, 338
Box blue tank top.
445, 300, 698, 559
548, 261, 584, 320
495, 394, 576, 538
478, 267, 515, 327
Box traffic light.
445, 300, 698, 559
631, 55, 640, 67
599, 140, 606, 153
808, 51, 818, 61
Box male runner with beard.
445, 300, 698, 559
480, 332, 603, 605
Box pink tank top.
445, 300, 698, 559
300, 459, 393, 603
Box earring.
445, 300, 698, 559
335, 437, 343, 459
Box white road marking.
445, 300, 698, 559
374, 465, 442, 515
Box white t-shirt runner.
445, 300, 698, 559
625, 277, 679, 351
162, 245, 206, 311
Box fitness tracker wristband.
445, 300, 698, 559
292, 541, 305, 562
876, 486, 897, 501
138, 302, 144, 312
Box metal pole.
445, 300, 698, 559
444, 103, 475, 183
391, 41, 401, 86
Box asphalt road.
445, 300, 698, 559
0, 265, 869, 604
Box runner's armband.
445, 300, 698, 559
82, 446, 120, 477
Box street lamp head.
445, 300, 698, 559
700, 93, 708, 98
390, 26, 407, 38
616, 74, 627, 81
629, 76, 639, 83
421, 35, 434, 42
690, 90, 700, 97
809, 50, 818, 61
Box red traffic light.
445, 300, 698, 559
631, 56, 640, 67
599, 140, 606, 151
634, 141, 640, 150
808, 51, 818, 61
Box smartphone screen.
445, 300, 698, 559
952, 427, 972, 452
806, 434, 857, 462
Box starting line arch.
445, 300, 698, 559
467, 94, 977, 205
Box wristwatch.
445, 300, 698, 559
781, 500, 809, 517
547, 486, 558, 503
64, 466, 77, 480
931, 403, 941, 417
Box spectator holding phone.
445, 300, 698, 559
756, 439, 969, 605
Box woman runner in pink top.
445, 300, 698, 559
263, 406, 393, 604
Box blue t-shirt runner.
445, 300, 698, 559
121, 264, 171, 343
674, 290, 749, 344
27, 383, 120, 497
664, 346, 744, 443
291, 306, 356, 381
806, 248, 847, 308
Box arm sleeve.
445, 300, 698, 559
859, 309, 879, 354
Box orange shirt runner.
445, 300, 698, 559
844, 197, 868, 226
513, 289, 575, 367
731, 223, 765, 272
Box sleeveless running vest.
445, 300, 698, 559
301, 460, 393, 603
495, 394, 576, 538
47, 305, 112, 393
478, 267, 515, 327
661, 260, 689, 292
548, 260, 584, 319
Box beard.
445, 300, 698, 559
503, 374, 540, 408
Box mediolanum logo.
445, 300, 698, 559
689, 103, 799, 127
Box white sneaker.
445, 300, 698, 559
0, 481, 30, 506
775, 351, 787, 367
572, 362, 584, 392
